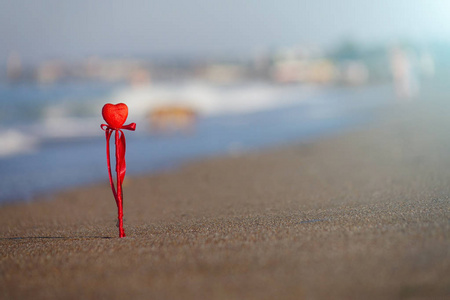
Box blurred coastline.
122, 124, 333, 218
0, 40, 449, 203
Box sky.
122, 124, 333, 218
1, 0, 449, 63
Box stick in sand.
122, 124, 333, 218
101, 103, 136, 238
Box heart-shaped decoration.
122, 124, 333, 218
102, 103, 128, 128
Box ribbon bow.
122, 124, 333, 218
101, 122, 136, 237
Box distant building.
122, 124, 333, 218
271, 58, 337, 84
6, 52, 22, 82
339, 60, 369, 85
269, 45, 338, 84
35, 60, 65, 84
199, 64, 246, 83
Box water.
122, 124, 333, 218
0, 81, 393, 203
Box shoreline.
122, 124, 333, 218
1, 98, 449, 299
0, 83, 393, 204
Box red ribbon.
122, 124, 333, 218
101, 122, 136, 238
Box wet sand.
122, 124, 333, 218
1, 99, 449, 299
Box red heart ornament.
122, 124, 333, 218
102, 103, 128, 128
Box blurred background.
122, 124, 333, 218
1, 0, 449, 203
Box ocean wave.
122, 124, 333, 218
111, 81, 319, 117
0, 129, 39, 157
0, 81, 321, 157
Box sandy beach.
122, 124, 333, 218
1, 97, 449, 299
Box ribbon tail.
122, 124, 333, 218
115, 130, 126, 238
117, 130, 127, 184
105, 130, 119, 207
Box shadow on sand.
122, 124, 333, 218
0, 236, 112, 240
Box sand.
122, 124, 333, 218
1, 98, 449, 299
